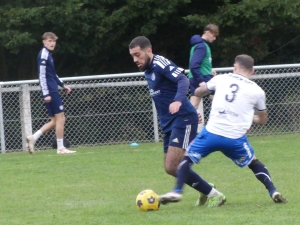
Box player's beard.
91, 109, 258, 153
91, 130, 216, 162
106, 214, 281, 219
139, 54, 151, 71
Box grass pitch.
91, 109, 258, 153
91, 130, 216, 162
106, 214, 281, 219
0, 133, 299, 225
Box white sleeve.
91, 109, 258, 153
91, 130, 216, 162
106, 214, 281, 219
206, 75, 222, 91
255, 89, 267, 111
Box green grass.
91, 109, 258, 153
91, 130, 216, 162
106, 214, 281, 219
0, 133, 299, 225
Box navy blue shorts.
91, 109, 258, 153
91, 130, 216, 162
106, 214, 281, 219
163, 114, 198, 153
187, 127, 255, 168
44, 92, 64, 117
189, 76, 213, 96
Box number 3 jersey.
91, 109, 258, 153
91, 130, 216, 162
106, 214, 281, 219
206, 73, 266, 138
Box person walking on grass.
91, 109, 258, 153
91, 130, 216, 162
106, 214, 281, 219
27, 32, 76, 154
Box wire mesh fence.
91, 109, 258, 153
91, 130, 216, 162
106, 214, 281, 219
0, 64, 300, 152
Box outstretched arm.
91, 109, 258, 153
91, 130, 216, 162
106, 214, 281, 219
253, 110, 268, 125
194, 82, 212, 98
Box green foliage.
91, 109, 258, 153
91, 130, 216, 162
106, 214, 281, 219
184, 0, 300, 65
0, 0, 299, 80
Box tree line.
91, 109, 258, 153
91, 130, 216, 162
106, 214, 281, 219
0, 0, 299, 81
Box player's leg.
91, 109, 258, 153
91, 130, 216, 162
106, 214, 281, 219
222, 135, 287, 203
161, 152, 219, 205
26, 102, 56, 154
248, 158, 287, 203
160, 127, 226, 207
189, 76, 214, 133
190, 96, 201, 109
164, 145, 214, 197
189, 78, 201, 109
196, 98, 205, 133
162, 121, 206, 189
163, 114, 198, 176
51, 93, 75, 154
186, 127, 225, 207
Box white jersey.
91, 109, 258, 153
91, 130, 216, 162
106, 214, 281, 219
206, 73, 266, 138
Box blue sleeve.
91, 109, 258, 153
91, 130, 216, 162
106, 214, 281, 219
161, 66, 189, 103
190, 43, 207, 79
38, 57, 50, 98
55, 74, 64, 88
173, 74, 189, 102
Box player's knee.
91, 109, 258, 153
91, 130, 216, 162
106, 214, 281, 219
49, 118, 56, 127
55, 113, 65, 123
248, 159, 261, 169
164, 164, 176, 177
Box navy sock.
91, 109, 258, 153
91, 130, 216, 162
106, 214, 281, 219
248, 159, 276, 194
174, 156, 212, 195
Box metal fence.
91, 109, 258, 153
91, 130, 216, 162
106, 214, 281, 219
1, 64, 300, 153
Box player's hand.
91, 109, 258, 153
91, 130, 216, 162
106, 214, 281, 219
44, 96, 51, 103
169, 101, 182, 114
212, 70, 217, 76
64, 85, 71, 94
197, 110, 203, 124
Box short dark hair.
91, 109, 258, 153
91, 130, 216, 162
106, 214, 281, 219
204, 24, 219, 36
42, 32, 58, 40
129, 36, 152, 49
235, 54, 254, 71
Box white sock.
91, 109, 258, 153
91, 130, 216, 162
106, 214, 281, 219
207, 188, 220, 198
33, 130, 43, 142
57, 139, 64, 150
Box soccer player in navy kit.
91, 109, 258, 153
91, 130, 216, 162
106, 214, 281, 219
26, 32, 76, 154
129, 36, 212, 196
160, 54, 287, 207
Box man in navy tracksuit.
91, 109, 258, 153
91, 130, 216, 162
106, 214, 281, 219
26, 32, 75, 154
129, 36, 212, 198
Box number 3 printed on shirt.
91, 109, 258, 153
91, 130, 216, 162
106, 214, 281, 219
226, 84, 239, 102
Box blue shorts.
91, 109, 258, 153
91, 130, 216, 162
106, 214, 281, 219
187, 127, 255, 168
163, 114, 198, 153
189, 76, 214, 96
44, 92, 64, 117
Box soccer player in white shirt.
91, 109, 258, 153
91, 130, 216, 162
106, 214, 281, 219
160, 54, 287, 207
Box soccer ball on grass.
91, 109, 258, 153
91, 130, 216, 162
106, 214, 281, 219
136, 189, 160, 211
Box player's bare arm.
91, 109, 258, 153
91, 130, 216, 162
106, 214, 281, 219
194, 82, 211, 98
253, 110, 268, 125
212, 70, 217, 76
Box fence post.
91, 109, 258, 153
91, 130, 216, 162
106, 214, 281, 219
20, 84, 32, 151
151, 100, 159, 142
0, 84, 6, 153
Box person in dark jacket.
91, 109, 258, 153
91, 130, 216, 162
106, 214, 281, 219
188, 24, 219, 132
26, 32, 76, 154
129, 36, 210, 197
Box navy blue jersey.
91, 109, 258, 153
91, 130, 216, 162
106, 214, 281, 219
145, 54, 197, 133
37, 47, 64, 97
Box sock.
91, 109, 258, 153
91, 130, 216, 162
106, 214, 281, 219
185, 170, 213, 195
57, 139, 65, 150
33, 130, 43, 142
173, 156, 213, 195
207, 188, 220, 198
248, 159, 276, 195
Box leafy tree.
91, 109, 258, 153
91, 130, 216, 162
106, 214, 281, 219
0, 0, 299, 81
184, 0, 300, 65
